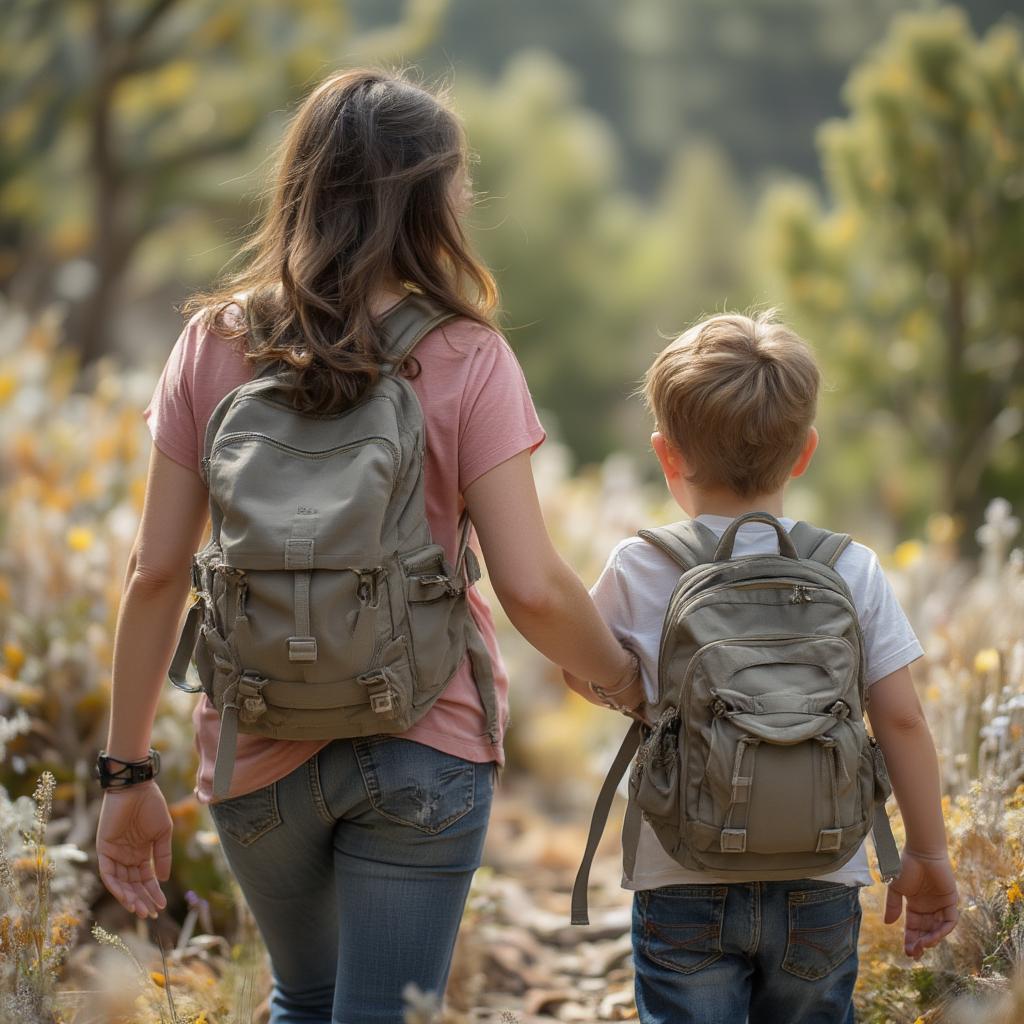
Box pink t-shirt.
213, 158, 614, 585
143, 305, 546, 804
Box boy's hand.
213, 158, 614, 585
884, 850, 958, 958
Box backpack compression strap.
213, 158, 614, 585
570, 719, 645, 925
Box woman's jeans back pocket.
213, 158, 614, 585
209, 781, 283, 846
637, 885, 727, 974
354, 736, 477, 834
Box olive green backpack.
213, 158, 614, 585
571, 511, 902, 924
167, 294, 497, 799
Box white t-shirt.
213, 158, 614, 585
590, 513, 925, 889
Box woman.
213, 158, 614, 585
95, 68, 642, 1023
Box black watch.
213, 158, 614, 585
94, 748, 161, 790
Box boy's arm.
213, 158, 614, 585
866, 664, 959, 958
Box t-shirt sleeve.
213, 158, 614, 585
589, 545, 634, 643
859, 552, 925, 686
590, 542, 658, 704
142, 313, 203, 472
457, 331, 547, 492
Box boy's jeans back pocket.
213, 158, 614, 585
781, 883, 862, 981
636, 884, 727, 975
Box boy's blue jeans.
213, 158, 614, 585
207, 734, 495, 1024
632, 879, 863, 1024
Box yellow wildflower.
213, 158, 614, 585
1007, 882, 1022, 905
75, 469, 99, 499
974, 648, 1000, 674
3, 642, 25, 675
150, 970, 166, 987
0, 373, 15, 404
66, 526, 94, 552
894, 540, 924, 569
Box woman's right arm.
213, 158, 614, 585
463, 448, 642, 706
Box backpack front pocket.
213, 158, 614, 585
686, 636, 864, 859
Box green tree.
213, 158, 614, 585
0, 0, 446, 363
457, 53, 664, 463
757, 7, 1024, 541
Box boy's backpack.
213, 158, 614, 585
571, 511, 901, 924
166, 293, 498, 799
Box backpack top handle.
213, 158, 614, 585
713, 511, 799, 561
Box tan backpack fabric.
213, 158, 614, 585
571, 511, 901, 924
167, 294, 497, 798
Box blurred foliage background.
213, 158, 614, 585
2, 2, 1024, 1021
3, 0, 1022, 545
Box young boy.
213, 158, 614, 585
567, 311, 958, 1023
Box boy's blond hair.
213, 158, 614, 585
643, 310, 820, 498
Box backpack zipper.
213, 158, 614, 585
207, 431, 400, 478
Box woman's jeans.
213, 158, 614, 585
207, 735, 495, 1024
632, 879, 863, 1024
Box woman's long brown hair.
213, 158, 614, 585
181, 68, 499, 413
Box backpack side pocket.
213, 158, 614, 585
631, 707, 682, 824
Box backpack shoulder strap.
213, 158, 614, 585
789, 520, 852, 569
378, 293, 456, 372
637, 519, 721, 572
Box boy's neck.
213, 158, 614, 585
685, 490, 785, 520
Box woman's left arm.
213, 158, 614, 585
96, 445, 210, 919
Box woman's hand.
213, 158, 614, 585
96, 781, 173, 919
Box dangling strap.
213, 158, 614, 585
463, 615, 500, 745
571, 720, 645, 925
168, 599, 203, 693
213, 692, 240, 800
872, 803, 901, 882
637, 519, 721, 573
789, 521, 852, 568
454, 507, 476, 587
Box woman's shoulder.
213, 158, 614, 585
422, 314, 511, 357
177, 297, 252, 365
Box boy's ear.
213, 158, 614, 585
790, 426, 819, 479
652, 431, 685, 481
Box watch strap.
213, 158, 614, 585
94, 749, 161, 789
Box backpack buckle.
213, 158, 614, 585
358, 668, 398, 718
415, 573, 459, 597
816, 828, 843, 852
828, 700, 850, 719
287, 636, 318, 662
237, 672, 269, 724
370, 691, 395, 715
720, 828, 747, 853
